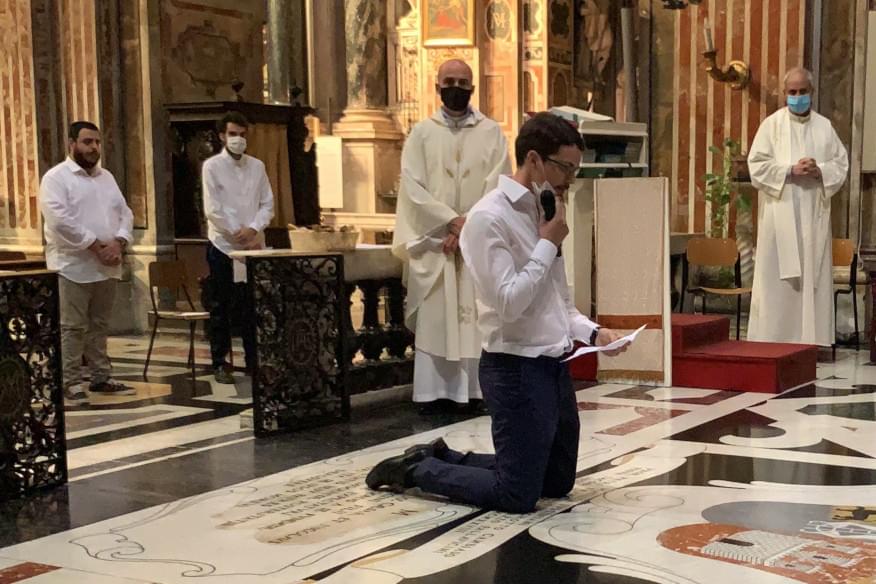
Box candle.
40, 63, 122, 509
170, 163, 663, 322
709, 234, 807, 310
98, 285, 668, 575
704, 18, 715, 52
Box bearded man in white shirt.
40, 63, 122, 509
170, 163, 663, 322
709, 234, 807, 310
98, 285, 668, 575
393, 59, 511, 415
367, 113, 628, 513
40, 121, 135, 406
202, 112, 274, 384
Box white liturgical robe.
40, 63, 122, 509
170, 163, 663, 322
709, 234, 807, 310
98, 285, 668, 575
393, 109, 511, 402
747, 107, 849, 346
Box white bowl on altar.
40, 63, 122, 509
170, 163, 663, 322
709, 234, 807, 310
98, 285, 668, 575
287, 228, 360, 252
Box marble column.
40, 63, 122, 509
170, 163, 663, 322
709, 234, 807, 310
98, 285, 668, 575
330, 0, 402, 225
266, 0, 291, 104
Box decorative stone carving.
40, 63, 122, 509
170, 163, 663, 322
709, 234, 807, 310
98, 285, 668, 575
486, 1, 512, 41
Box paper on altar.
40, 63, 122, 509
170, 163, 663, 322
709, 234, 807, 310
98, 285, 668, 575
233, 258, 247, 283
562, 325, 647, 362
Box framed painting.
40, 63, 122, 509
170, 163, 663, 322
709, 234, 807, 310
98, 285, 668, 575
422, 0, 475, 46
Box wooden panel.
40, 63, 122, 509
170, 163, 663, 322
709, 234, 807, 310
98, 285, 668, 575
863, 11, 876, 172
595, 315, 663, 330
595, 177, 670, 386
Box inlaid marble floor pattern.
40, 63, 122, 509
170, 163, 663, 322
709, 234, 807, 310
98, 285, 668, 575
0, 344, 874, 583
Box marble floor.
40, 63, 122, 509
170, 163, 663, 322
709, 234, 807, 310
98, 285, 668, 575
0, 336, 874, 583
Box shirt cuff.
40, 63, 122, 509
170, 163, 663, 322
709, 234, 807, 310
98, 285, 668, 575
114, 230, 133, 244
78, 232, 98, 251
571, 316, 598, 345
532, 239, 558, 266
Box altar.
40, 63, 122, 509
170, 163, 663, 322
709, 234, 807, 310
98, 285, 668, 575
231, 246, 412, 437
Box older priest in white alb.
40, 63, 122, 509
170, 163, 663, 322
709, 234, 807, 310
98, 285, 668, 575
393, 59, 511, 411
747, 67, 849, 346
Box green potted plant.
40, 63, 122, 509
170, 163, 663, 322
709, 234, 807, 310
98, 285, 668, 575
704, 138, 751, 238
699, 138, 753, 291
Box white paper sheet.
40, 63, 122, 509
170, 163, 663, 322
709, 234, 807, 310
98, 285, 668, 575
232, 259, 247, 283
562, 325, 647, 362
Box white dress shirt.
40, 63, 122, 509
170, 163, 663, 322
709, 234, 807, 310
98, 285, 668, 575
460, 175, 598, 358
202, 149, 275, 256
39, 158, 134, 283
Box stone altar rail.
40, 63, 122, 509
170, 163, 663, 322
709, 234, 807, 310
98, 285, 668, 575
0, 270, 66, 501
234, 246, 413, 437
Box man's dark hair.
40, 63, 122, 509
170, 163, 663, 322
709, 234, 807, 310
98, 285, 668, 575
68, 121, 99, 141
218, 111, 250, 133
514, 112, 584, 166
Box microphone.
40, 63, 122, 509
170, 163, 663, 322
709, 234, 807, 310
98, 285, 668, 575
540, 190, 562, 257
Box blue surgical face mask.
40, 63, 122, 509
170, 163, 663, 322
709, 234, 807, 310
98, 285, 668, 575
787, 94, 811, 115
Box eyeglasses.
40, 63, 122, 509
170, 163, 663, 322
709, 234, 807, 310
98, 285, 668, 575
546, 157, 579, 178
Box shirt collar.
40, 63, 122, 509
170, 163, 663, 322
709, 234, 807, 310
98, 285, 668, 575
431, 108, 484, 129
499, 175, 532, 204
221, 148, 247, 166
64, 157, 101, 176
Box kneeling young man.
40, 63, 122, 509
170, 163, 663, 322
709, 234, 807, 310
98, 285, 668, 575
366, 113, 628, 513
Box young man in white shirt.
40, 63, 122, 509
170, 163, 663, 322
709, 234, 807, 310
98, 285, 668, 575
366, 113, 628, 513
202, 112, 274, 384
40, 121, 135, 406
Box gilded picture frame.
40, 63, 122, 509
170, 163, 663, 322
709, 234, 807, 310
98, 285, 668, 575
422, 0, 476, 47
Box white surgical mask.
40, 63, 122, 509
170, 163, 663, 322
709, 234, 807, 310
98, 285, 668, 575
226, 136, 247, 156
531, 156, 556, 198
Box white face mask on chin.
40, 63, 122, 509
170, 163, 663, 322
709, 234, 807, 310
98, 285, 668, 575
226, 136, 247, 156
531, 156, 556, 197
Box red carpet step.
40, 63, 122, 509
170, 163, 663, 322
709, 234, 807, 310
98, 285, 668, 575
671, 314, 730, 355
570, 314, 818, 393
672, 338, 818, 393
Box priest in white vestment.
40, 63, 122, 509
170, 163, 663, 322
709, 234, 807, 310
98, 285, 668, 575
393, 59, 511, 412
747, 67, 849, 346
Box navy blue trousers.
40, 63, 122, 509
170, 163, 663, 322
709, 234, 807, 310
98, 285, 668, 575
412, 350, 580, 513
206, 244, 256, 370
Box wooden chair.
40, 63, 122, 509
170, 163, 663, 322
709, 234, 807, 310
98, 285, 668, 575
832, 238, 859, 358
680, 237, 752, 340
0, 251, 26, 261
144, 261, 210, 384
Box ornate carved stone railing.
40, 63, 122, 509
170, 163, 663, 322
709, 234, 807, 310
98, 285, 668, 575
344, 276, 414, 397
239, 247, 412, 437
0, 270, 66, 500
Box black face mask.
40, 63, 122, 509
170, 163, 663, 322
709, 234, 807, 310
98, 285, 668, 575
440, 86, 473, 112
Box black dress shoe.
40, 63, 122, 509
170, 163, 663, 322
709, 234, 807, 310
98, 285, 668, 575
365, 449, 428, 492
404, 437, 449, 460
417, 399, 457, 415
461, 399, 489, 415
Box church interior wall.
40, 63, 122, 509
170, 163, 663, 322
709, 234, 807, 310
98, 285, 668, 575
0, 0, 43, 252
818, 0, 857, 242
649, 0, 808, 236
2, 0, 874, 334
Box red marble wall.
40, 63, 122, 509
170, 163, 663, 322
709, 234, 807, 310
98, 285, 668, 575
0, 0, 41, 237
652, 0, 806, 233
58, 0, 101, 127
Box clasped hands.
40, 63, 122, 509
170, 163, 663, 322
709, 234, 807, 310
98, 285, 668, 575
443, 216, 466, 255
792, 157, 821, 181
232, 227, 262, 250
89, 239, 124, 266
